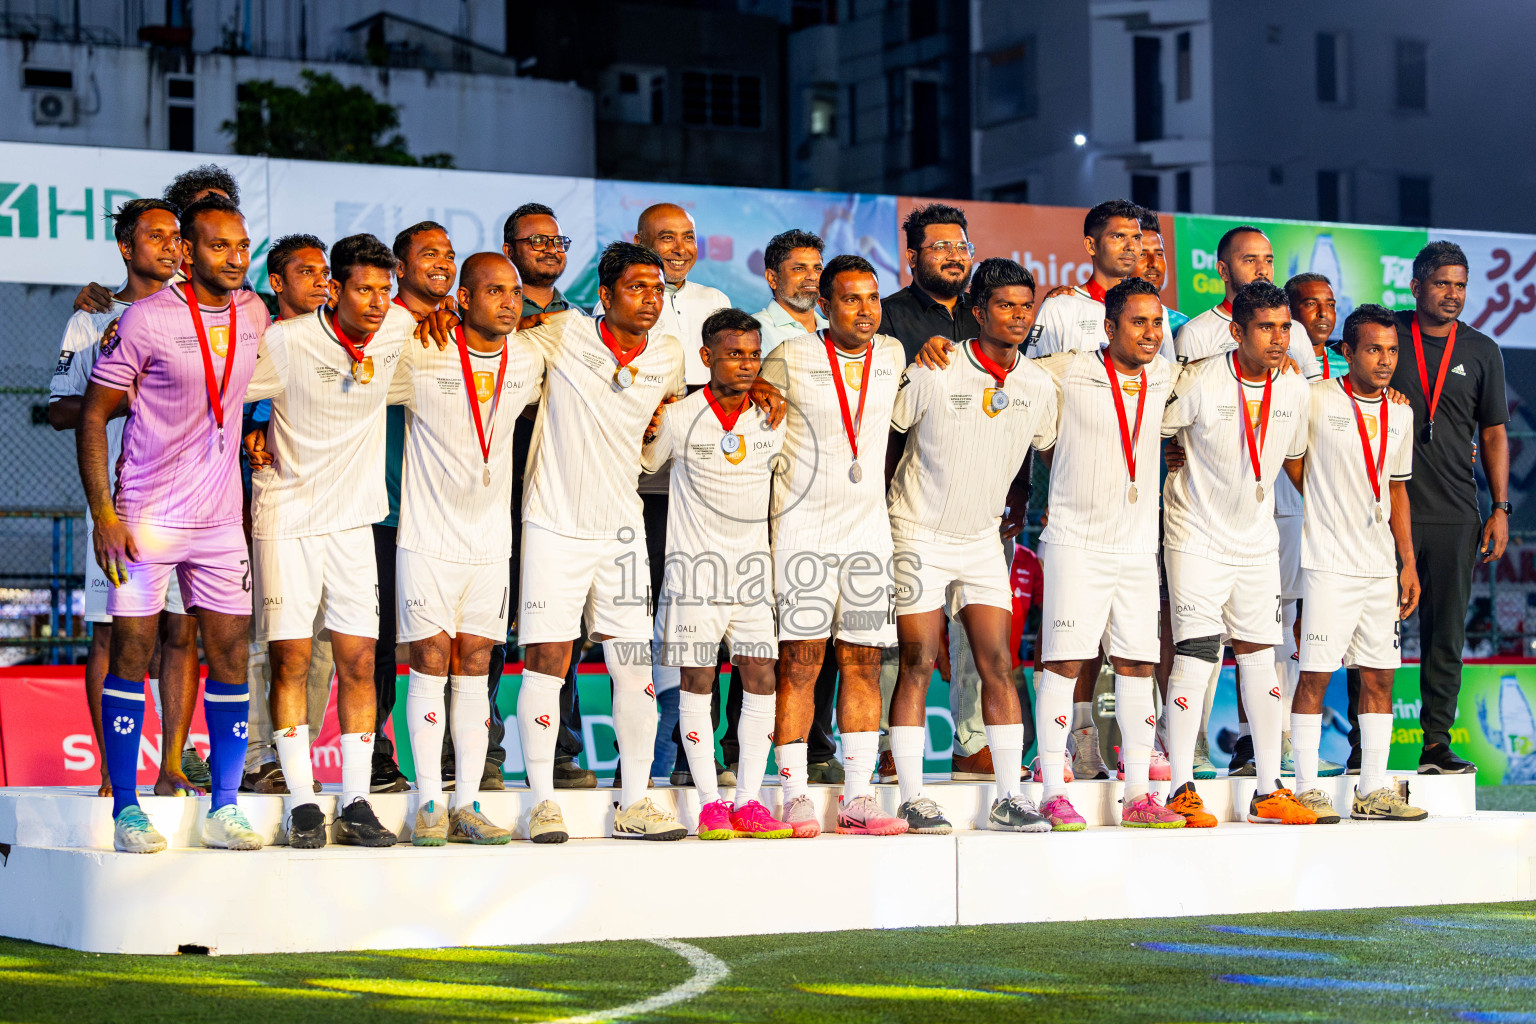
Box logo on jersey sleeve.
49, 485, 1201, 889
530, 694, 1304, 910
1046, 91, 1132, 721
53, 350, 74, 375
473, 370, 495, 402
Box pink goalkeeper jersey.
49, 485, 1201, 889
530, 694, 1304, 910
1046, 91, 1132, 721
91, 285, 274, 528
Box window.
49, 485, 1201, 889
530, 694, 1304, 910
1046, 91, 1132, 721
1175, 170, 1192, 213
168, 105, 194, 151
808, 86, 837, 137
1315, 32, 1349, 104
1175, 32, 1191, 102
600, 67, 665, 125
681, 71, 763, 129
910, 79, 940, 168
1133, 36, 1163, 142
22, 68, 73, 89
791, 0, 837, 29
1399, 175, 1431, 226
977, 39, 1038, 125
1131, 174, 1160, 211
1318, 170, 1341, 221
168, 78, 194, 100
908, 0, 939, 40
1396, 39, 1427, 110
990, 181, 1029, 204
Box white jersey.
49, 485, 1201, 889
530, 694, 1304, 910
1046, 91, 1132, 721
1038, 349, 1176, 555
597, 279, 730, 385
51, 302, 132, 511
396, 333, 544, 564
1029, 286, 1176, 362
521, 311, 686, 539
249, 303, 414, 540
641, 387, 781, 603
1175, 303, 1323, 378
1160, 353, 1310, 566
888, 343, 1057, 541
758, 331, 905, 551
1300, 378, 1414, 578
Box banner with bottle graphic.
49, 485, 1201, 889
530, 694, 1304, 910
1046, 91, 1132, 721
1172, 215, 1429, 326
1388, 664, 1536, 780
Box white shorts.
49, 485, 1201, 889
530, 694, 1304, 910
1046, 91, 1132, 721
1277, 514, 1303, 601
518, 523, 652, 644
398, 548, 510, 644
892, 529, 1011, 617
253, 527, 379, 643
1299, 569, 1401, 672
1165, 548, 1282, 646
1038, 540, 1160, 664
658, 592, 778, 667
106, 521, 250, 618
84, 519, 185, 622
773, 542, 897, 647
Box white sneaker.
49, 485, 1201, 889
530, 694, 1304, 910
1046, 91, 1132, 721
525, 799, 569, 845
1071, 727, 1111, 780
113, 806, 167, 854
202, 804, 263, 850
782, 793, 822, 838
612, 797, 687, 840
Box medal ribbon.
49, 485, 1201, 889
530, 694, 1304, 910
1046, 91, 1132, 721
182, 282, 238, 443
1106, 357, 1147, 491
326, 307, 374, 364
1083, 279, 1107, 303
703, 384, 747, 433
969, 340, 1016, 387
1341, 377, 1389, 506
1410, 317, 1458, 432
823, 331, 871, 463
598, 316, 648, 371
455, 325, 508, 473
1233, 352, 1273, 486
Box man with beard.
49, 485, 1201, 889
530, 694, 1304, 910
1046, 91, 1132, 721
753, 229, 828, 354
881, 203, 979, 363
1137, 209, 1188, 339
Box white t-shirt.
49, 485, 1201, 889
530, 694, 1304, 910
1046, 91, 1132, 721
1160, 353, 1311, 565
1038, 349, 1176, 555
888, 343, 1058, 541
758, 331, 905, 552
641, 387, 782, 602
521, 311, 686, 539
395, 334, 544, 563
51, 302, 132, 515
1029, 286, 1177, 362
250, 303, 414, 540
1300, 378, 1415, 578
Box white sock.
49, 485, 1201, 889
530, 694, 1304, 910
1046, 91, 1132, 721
1035, 670, 1075, 800
889, 724, 926, 806
776, 740, 808, 803
1236, 649, 1283, 794
986, 723, 1025, 801
678, 689, 719, 804
1238, 721, 1252, 740
1165, 656, 1210, 791
340, 731, 373, 809
840, 730, 879, 801
605, 640, 658, 809
1115, 674, 1155, 799
1358, 712, 1393, 796
273, 723, 314, 815
516, 669, 563, 805
734, 690, 775, 807
406, 669, 448, 805
1071, 700, 1095, 732
1291, 712, 1322, 794
1278, 602, 1300, 728
449, 674, 490, 811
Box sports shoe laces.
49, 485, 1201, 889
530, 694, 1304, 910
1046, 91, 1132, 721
845, 793, 878, 816
120, 807, 154, 833
1006, 794, 1040, 814
530, 802, 561, 825
908, 796, 942, 817
635, 797, 671, 822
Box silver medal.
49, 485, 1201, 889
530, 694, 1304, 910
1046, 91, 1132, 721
1127, 483, 1138, 504
849, 460, 863, 484
615, 365, 635, 389
483, 464, 492, 487
989, 389, 1010, 413
721, 433, 741, 455
1375, 505, 1383, 523
1255, 483, 1264, 502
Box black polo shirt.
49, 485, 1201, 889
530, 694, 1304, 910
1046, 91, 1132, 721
881, 283, 979, 363
1389, 309, 1508, 525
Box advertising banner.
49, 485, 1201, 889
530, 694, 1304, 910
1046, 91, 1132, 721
1437, 229, 1536, 350
1390, 664, 1536, 779
897, 197, 1180, 313
1173, 214, 1428, 326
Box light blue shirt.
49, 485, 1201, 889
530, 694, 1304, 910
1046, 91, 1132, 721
753, 299, 828, 355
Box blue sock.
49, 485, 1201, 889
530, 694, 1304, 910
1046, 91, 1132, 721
202, 679, 250, 811
101, 673, 145, 818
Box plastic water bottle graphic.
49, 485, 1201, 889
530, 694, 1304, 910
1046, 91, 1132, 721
1478, 674, 1536, 783
1310, 235, 1344, 310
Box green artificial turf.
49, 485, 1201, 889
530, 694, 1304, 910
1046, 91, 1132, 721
1478, 784, 1536, 813
2, 901, 1534, 1022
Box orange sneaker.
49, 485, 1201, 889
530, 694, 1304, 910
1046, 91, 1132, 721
1165, 781, 1218, 827
1247, 785, 1319, 825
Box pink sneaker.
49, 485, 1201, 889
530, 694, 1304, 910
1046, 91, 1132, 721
1114, 746, 1172, 782
1029, 756, 1074, 784
696, 799, 735, 840
730, 799, 792, 839
835, 794, 909, 835
1120, 791, 1186, 828
781, 794, 822, 838
1040, 794, 1087, 831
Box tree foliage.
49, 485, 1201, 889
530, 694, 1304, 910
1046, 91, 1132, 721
221, 70, 454, 168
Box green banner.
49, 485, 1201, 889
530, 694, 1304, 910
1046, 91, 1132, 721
1172, 214, 1428, 323
1391, 665, 1536, 781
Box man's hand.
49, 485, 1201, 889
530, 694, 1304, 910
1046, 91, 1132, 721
1384, 387, 1410, 406
1398, 562, 1422, 619
244, 429, 272, 469
1001, 506, 1025, 541
99, 317, 121, 352
1279, 354, 1301, 375
74, 282, 114, 314
1038, 505, 1050, 529
644, 394, 678, 445
1043, 284, 1075, 300
1163, 438, 1187, 472
748, 377, 786, 428
1481, 509, 1510, 563
518, 311, 554, 332
94, 513, 139, 589
915, 335, 955, 370
419, 305, 460, 349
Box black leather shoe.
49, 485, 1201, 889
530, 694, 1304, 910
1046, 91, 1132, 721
333, 798, 399, 847
1227, 734, 1255, 777
286, 802, 327, 849
1418, 743, 1476, 775
370, 756, 411, 794
553, 756, 597, 789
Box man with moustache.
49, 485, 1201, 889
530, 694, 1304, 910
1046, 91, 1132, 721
1176, 226, 1320, 375
753, 229, 829, 355
881, 203, 979, 363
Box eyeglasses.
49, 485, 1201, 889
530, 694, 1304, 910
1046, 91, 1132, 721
514, 234, 572, 252
919, 241, 975, 256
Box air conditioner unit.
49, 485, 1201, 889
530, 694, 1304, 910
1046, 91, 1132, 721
32, 90, 77, 126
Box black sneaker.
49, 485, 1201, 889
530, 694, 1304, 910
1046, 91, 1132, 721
480, 760, 506, 791
807, 759, 845, 785
286, 802, 328, 849
1227, 734, 1255, 777
1418, 743, 1477, 775
610, 763, 655, 790
553, 756, 597, 789
669, 767, 692, 786
370, 756, 411, 794
441, 760, 456, 793
1346, 749, 1362, 776
242, 760, 288, 794
333, 798, 398, 847
898, 796, 953, 834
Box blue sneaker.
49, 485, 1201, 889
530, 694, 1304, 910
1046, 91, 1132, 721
113, 806, 167, 854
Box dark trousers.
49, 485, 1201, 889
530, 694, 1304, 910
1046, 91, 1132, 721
721, 642, 838, 765
1348, 519, 1480, 752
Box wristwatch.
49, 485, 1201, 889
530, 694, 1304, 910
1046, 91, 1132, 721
1492, 501, 1513, 515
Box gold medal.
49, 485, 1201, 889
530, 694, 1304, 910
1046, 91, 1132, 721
483, 464, 492, 487
1128, 484, 1138, 504
1256, 483, 1264, 502
352, 356, 374, 384
1375, 505, 1384, 523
